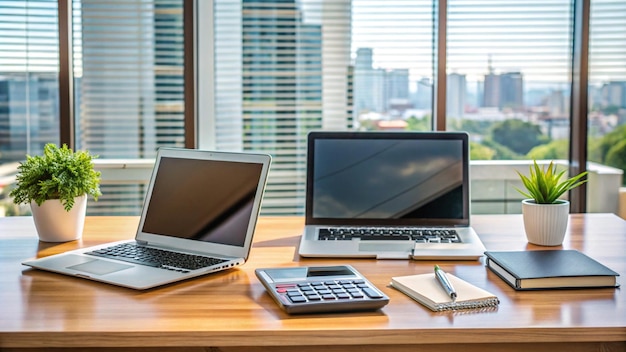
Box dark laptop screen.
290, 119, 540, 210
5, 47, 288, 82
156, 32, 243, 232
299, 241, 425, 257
141, 157, 264, 246
306, 132, 469, 226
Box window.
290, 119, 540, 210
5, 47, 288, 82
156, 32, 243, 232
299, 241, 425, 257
0, 1, 60, 216
588, 0, 626, 187
72, 0, 185, 215
73, 0, 185, 158
447, 0, 573, 161
0, 0, 60, 161
2, 0, 624, 217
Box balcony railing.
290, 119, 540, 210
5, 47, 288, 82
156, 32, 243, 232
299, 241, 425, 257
1, 160, 623, 218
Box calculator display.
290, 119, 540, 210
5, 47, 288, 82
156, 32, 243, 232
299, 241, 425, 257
264, 266, 355, 282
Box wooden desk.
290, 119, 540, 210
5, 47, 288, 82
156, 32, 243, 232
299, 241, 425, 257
1, 214, 625, 352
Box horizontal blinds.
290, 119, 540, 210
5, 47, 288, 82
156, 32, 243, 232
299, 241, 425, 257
73, 0, 185, 159
0, 0, 58, 72
446, 0, 574, 162
448, 0, 572, 82
351, 0, 434, 118
0, 0, 59, 160
589, 0, 626, 83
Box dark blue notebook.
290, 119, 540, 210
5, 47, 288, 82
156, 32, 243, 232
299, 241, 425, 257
484, 250, 620, 290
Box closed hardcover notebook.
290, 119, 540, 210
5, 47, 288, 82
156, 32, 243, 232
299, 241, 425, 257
484, 250, 620, 290
390, 273, 499, 312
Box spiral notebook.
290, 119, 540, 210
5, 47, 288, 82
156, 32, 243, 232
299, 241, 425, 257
390, 273, 499, 312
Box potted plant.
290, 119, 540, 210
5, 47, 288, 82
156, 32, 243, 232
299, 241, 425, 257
10, 143, 102, 242
515, 160, 587, 246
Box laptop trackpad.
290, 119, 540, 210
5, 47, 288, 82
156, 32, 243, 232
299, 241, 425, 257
68, 259, 133, 276
359, 242, 413, 252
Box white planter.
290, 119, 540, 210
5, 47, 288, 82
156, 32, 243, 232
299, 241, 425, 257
30, 195, 87, 242
521, 199, 570, 246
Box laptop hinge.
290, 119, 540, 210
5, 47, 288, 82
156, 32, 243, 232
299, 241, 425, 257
136, 239, 148, 245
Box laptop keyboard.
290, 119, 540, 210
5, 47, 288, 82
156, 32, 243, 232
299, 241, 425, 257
318, 227, 462, 243
86, 243, 227, 272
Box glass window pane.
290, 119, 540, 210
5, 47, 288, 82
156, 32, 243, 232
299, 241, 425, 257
0, 0, 59, 216
352, 1, 434, 131
72, 0, 185, 215
447, 0, 573, 161
588, 0, 626, 188
207, 0, 434, 215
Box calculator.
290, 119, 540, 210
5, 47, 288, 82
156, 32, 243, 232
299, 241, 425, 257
255, 265, 389, 314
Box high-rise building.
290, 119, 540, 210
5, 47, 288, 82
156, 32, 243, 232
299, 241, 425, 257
500, 72, 524, 110
385, 68, 410, 110
77, 0, 185, 215
78, 0, 184, 159
602, 81, 626, 108
223, 0, 352, 215
413, 78, 432, 110
483, 56, 500, 108
353, 47, 385, 117
447, 73, 466, 119
0, 74, 58, 161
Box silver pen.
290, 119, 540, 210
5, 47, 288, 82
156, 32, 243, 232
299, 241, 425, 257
434, 265, 457, 301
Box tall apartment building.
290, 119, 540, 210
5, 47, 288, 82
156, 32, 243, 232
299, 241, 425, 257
353, 48, 385, 117
500, 72, 524, 110
447, 73, 466, 119
79, 0, 184, 159
482, 68, 524, 111
213, 0, 353, 215
0, 74, 58, 161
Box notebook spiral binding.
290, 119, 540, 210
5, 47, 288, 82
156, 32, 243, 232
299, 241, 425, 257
434, 297, 500, 311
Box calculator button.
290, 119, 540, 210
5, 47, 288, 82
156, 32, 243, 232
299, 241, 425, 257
336, 293, 351, 299
321, 294, 335, 300
362, 287, 384, 299
307, 295, 322, 301
288, 295, 307, 303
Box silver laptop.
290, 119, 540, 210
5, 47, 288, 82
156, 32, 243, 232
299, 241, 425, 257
23, 147, 272, 289
297, 131, 486, 260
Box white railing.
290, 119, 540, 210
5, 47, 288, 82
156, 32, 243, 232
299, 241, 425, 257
0, 159, 623, 217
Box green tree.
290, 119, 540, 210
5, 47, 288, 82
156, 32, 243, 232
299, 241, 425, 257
605, 139, 626, 186
470, 142, 496, 160
481, 139, 522, 160
461, 119, 496, 136
490, 119, 550, 155
594, 124, 626, 163
406, 115, 431, 131
526, 139, 568, 160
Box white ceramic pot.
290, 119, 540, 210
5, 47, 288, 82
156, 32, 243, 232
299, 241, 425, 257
30, 195, 87, 242
521, 199, 569, 246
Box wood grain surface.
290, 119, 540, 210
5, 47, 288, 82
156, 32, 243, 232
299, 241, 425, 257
1, 214, 625, 352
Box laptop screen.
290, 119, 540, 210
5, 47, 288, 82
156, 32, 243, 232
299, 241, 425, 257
141, 156, 265, 247
306, 131, 470, 226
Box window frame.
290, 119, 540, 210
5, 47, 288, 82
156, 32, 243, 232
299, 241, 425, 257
56, 0, 593, 212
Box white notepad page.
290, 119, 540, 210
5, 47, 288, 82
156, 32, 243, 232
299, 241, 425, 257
390, 273, 499, 311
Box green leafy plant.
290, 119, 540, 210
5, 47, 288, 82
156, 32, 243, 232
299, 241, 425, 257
515, 160, 588, 204
10, 143, 102, 211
